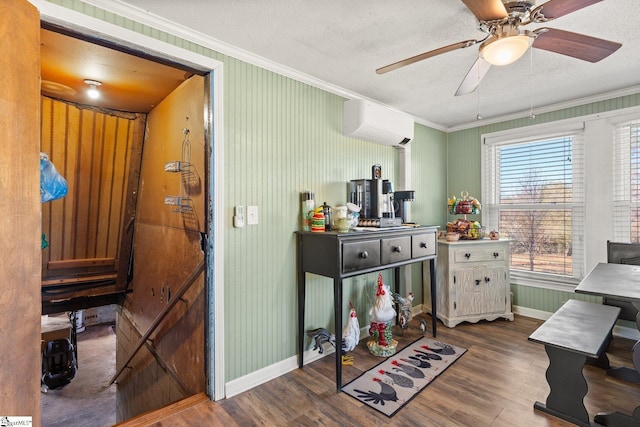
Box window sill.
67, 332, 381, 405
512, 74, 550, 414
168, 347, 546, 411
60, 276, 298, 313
510, 270, 579, 292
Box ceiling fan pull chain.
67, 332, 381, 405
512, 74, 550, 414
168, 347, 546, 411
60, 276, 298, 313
528, 47, 536, 120
476, 53, 482, 121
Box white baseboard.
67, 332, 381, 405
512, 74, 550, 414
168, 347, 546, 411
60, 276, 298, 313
226, 304, 640, 398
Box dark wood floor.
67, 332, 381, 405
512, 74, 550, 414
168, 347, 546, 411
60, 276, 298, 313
118, 313, 640, 426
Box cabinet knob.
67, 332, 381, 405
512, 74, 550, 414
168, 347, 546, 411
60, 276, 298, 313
493, 252, 499, 258
393, 246, 402, 253
420, 242, 427, 248
360, 251, 368, 259
465, 253, 471, 259
485, 277, 490, 283
475, 279, 481, 285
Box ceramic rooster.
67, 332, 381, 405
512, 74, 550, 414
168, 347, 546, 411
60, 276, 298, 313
340, 302, 360, 365
368, 274, 397, 357
394, 292, 414, 336
305, 302, 360, 365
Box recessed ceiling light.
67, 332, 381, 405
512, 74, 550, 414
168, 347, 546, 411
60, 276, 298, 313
84, 79, 102, 99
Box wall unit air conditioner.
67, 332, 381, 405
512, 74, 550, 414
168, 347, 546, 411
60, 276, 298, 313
342, 99, 414, 146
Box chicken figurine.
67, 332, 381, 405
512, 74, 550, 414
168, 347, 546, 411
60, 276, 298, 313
394, 292, 414, 336
368, 274, 398, 357
305, 302, 361, 365
340, 302, 360, 365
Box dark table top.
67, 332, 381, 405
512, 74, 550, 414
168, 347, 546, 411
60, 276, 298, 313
575, 262, 640, 302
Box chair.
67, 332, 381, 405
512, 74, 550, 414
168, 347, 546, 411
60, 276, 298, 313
604, 241, 640, 321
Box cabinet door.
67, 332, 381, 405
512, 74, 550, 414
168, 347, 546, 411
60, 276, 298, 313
454, 266, 507, 316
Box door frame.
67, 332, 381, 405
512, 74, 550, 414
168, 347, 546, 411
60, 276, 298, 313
30, 0, 226, 401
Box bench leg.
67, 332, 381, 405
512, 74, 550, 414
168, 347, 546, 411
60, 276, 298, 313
534, 345, 591, 427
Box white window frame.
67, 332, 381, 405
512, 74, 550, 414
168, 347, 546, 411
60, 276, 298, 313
481, 107, 640, 291
482, 121, 586, 290
614, 117, 640, 242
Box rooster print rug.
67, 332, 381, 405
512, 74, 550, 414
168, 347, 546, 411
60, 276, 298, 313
342, 337, 466, 417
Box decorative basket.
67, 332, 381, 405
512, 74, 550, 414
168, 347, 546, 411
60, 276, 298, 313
447, 191, 482, 239
446, 219, 482, 239
448, 191, 481, 215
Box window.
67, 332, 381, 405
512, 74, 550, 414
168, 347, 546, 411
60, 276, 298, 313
614, 119, 640, 243
483, 128, 585, 285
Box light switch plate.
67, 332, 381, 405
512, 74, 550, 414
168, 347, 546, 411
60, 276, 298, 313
247, 205, 258, 225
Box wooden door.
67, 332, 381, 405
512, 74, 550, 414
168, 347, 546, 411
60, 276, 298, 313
0, 0, 42, 423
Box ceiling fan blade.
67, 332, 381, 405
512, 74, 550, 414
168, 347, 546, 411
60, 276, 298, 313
536, 0, 603, 20
461, 0, 508, 21
455, 57, 491, 96
533, 28, 621, 62
376, 39, 478, 74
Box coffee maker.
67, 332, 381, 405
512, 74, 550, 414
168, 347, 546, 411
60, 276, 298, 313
394, 190, 415, 224
349, 165, 403, 227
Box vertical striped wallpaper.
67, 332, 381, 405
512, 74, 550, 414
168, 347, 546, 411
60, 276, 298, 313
223, 54, 411, 377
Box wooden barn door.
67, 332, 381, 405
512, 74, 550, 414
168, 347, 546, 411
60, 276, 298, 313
0, 0, 43, 423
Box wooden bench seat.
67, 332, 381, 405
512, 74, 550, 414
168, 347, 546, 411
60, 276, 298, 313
528, 299, 621, 427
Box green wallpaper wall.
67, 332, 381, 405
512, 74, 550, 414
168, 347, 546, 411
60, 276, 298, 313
42, 0, 640, 387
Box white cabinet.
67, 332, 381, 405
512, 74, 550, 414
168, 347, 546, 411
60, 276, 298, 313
436, 239, 514, 328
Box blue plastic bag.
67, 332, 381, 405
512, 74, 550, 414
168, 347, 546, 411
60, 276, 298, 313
40, 153, 68, 203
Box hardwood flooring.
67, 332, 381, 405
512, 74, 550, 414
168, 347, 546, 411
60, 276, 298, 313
118, 313, 640, 426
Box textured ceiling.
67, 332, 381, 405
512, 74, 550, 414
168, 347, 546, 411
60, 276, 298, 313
106, 0, 640, 129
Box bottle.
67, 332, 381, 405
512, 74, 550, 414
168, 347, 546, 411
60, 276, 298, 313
322, 202, 332, 231
300, 191, 315, 231
311, 207, 325, 232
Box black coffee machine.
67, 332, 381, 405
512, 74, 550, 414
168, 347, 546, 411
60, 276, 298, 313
349, 165, 408, 227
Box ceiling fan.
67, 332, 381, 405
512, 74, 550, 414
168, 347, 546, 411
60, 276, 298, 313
376, 0, 622, 96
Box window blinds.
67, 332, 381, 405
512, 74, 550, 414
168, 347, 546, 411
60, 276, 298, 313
613, 119, 640, 242
483, 130, 585, 279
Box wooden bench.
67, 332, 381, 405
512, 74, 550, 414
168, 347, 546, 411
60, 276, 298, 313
528, 299, 621, 427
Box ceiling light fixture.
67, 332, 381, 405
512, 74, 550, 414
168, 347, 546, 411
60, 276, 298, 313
84, 79, 102, 99
480, 26, 533, 66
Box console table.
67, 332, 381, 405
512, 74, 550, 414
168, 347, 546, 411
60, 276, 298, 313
296, 225, 439, 392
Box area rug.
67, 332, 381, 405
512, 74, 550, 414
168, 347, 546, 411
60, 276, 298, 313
342, 337, 466, 417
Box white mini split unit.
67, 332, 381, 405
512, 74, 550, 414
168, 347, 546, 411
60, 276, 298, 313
342, 99, 414, 147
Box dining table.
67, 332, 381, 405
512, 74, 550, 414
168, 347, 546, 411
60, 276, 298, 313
574, 262, 640, 426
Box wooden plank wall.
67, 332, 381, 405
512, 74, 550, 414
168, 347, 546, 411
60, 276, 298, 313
117, 75, 206, 422
40, 97, 144, 283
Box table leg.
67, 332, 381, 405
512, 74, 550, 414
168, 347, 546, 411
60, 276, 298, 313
534, 345, 591, 427
593, 410, 640, 426
334, 277, 343, 392
607, 306, 640, 384
297, 236, 306, 369
429, 258, 437, 337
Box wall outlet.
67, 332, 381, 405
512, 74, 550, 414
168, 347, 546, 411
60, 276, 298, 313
247, 205, 258, 225
233, 205, 244, 228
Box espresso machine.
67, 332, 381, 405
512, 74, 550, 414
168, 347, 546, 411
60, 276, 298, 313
348, 165, 404, 227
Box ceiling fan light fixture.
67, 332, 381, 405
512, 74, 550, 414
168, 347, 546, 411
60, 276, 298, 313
480, 27, 533, 66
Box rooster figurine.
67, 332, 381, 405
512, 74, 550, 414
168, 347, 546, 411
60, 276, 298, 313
305, 302, 360, 365
394, 292, 414, 336
341, 302, 360, 365
368, 274, 397, 357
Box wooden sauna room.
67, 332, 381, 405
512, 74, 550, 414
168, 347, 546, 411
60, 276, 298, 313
37, 23, 212, 422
